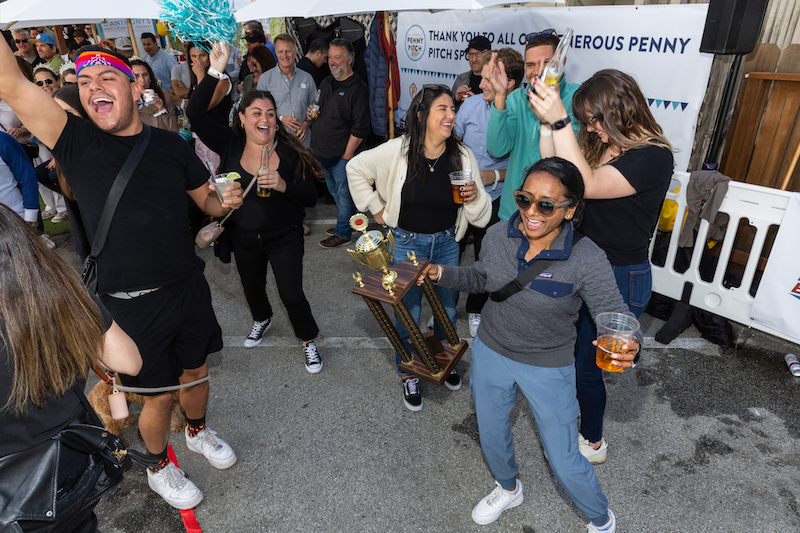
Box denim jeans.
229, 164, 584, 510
322, 158, 355, 240
389, 226, 460, 375
575, 261, 652, 442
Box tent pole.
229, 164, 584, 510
127, 19, 141, 57
383, 11, 394, 139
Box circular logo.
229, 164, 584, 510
405, 25, 425, 62
409, 83, 419, 100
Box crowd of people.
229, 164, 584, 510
0, 21, 675, 533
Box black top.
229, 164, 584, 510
468, 72, 483, 96
398, 158, 458, 233
0, 294, 113, 457
297, 57, 330, 89
576, 145, 674, 265
52, 114, 209, 293
187, 75, 317, 233
309, 73, 371, 159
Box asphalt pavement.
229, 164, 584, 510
52, 201, 800, 533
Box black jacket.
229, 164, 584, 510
310, 73, 371, 160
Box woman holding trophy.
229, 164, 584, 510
419, 157, 638, 530
347, 84, 491, 411
187, 43, 326, 374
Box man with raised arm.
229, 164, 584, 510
0, 39, 243, 511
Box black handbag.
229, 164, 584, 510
0, 389, 157, 533
81, 125, 152, 293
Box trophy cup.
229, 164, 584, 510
347, 214, 467, 385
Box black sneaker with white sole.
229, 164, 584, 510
444, 369, 462, 391
303, 341, 323, 373
244, 318, 271, 348
402, 376, 423, 411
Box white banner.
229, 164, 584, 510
99, 19, 157, 42
397, 5, 713, 172
751, 193, 800, 341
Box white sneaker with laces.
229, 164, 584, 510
587, 509, 616, 532
579, 434, 608, 464
471, 480, 524, 525
51, 212, 68, 223
468, 313, 481, 337
303, 341, 323, 374
147, 463, 203, 510
244, 319, 271, 348
185, 427, 237, 469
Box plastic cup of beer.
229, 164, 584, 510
449, 170, 471, 204
595, 312, 640, 373
212, 172, 238, 204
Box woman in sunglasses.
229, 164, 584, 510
347, 84, 491, 411
31, 65, 67, 224
33, 64, 57, 96
419, 157, 636, 531
529, 69, 674, 465
59, 61, 77, 87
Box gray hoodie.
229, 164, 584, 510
438, 214, 633, 367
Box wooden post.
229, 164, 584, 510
779, 141, 800, 191
127, 19, 141, 57
383, 11, 395, 139
89, 24, 98, 45
54, 25, 67, 55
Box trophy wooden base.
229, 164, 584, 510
352, 259, 468, 386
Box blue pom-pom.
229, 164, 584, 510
160, 0, 237, 51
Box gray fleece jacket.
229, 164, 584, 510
438, 214, 633, 367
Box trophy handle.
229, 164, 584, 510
385, 229, 395, 257
348, 248, 369, 268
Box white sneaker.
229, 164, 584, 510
185, 427, 237, 469
244, 319, 271, 348
471, 480, 524, 525
147, 463, 203, 510
468, 313, 481, 337
302, 341, 323, 374
587, 509, 616, 532
51, 212, 68, 223
579, 434, 608, 464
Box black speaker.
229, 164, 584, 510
700, 0, 769, 55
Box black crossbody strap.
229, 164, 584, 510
89, 124, 152, 259
490, 231, 584, 303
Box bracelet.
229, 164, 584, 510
540, 127, 553, 137
491, 170, 500, 191
153, 109, 167, 117
436, 264, 443, 282
207, 67, 226, 80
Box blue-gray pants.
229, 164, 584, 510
469, 335, 609, 522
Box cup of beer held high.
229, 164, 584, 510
449, 170, 471, 204
595, 312, 640, 373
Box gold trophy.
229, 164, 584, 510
347, 213, 467, 385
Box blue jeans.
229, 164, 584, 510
389, 226, 460, 375
322, 158, 355, 240
470, 336, 610, 522
575, 261, 652, 443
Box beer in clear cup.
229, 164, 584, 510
595, 312, 640, 372
449, 170, 471, 204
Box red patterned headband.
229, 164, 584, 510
75, 51, 135, 80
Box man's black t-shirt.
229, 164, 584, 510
52, 114, 209, 293
0, 294, 113, 457
577, 145, 674, 265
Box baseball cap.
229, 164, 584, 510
464, 35, 491, 53
244, 29, 266, 44
29, 34, 56, 47
115, 37, 133, 51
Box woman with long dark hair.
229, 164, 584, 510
347, 84, 491, 411
419, 157, 637, 530
187, 43, 325, 373
240, 46, 276, 93
0, 203, 142, 532
529, 69, 674, 464
130, 58, 178, 132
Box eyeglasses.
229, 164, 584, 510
63, 81, 76, 86
586, 115, 598, 125
35, 79, 55, 86
526, 29, 558, 42
513, 190, 572, 216
14, 39, 26, 44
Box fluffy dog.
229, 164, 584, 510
86, 380, 186, 435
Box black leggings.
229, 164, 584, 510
230, 225, 319, 341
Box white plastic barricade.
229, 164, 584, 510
649, 172, 798, 344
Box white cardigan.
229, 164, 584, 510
346, 136, 491, 241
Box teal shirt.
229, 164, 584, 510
487, 80, 580, 220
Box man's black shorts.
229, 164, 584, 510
101, 270, 223, 395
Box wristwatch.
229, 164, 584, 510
550, 116, 572, 131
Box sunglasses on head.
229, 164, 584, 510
526, 29, 558, 42
513, 190, 572, 216
35, 79, 55, 86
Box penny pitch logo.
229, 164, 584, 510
405, 25, 425, 62
409, 83, 418, 100
791, 278, 800, 300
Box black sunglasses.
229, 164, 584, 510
14, 39, 26, 44
63, 81, 76, 86
514, 190, 572, 216
35, 79, 55, 86
586, 115, 598, 125
526, 29, 558, 42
